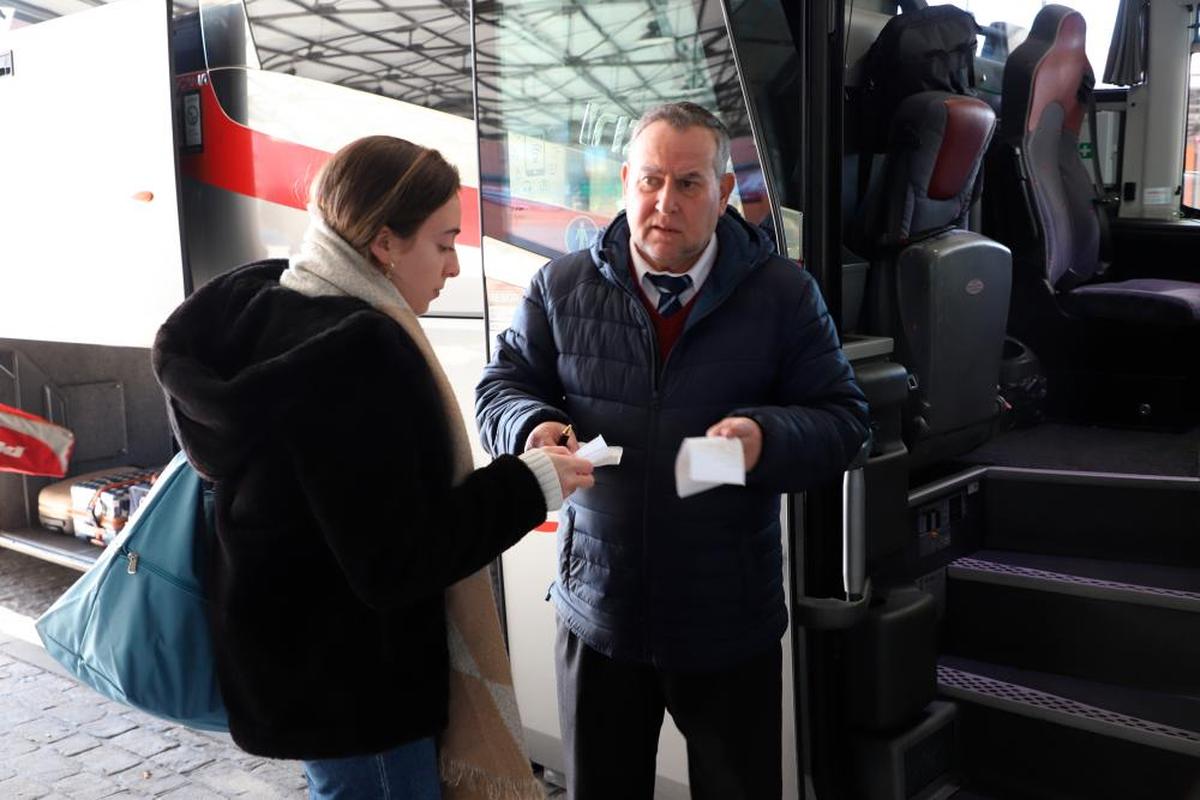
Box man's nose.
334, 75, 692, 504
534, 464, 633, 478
655, 181, 679, 213
446, 252, 461, 277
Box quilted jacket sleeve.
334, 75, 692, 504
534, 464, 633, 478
733, 268, 870, 493
475, 271, 571, 456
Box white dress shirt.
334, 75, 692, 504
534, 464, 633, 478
630, 234, 718, 310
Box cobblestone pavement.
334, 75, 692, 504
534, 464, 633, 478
0, 631, 308, 799
0, 549, 565, 799
0, 549, 317, 798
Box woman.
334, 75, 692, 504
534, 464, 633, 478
152, 136, 593, 799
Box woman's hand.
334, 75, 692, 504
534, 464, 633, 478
537, 446, 594, 498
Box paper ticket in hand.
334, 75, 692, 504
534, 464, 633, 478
675, 436, 745, 498
576, 435, 623, 468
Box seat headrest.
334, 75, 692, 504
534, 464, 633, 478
1000, 4, 1090, 145
922, 95, 997, 202
851, 91, 996, 255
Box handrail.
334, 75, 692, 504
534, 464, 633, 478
795, 438, 873, 630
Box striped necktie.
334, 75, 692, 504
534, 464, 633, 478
645, 273, 694, 317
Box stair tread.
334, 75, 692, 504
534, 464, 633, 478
939, 655, 1200, 738
951, 549, 1200, 598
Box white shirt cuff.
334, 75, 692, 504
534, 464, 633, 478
519, 449, 563, 512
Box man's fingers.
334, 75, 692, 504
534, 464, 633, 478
526, 421, 570, 451
707, 417, 749, 439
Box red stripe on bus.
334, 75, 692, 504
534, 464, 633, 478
534, 521, 558, 533
180, 81, 482, 247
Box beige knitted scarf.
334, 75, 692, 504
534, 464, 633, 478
281, 211, 543, 800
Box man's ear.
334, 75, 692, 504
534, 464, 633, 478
620, 162, 630, 188
719, 172, 735, 208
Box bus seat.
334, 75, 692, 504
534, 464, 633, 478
994, 4, 1200, 327
982, 4, 1200, 425
850, 91, 1012, 467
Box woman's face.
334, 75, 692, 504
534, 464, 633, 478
379, 194, 462, 314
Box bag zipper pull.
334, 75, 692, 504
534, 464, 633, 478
126, 552, 139, 575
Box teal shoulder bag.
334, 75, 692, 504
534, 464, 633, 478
36, 450, 229, 731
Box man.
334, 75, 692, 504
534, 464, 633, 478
476, 102, 869, 799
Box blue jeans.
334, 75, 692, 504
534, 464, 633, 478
304, 737, 442, 800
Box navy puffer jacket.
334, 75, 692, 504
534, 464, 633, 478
477, 209, 869, 671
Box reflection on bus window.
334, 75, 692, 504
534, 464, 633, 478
474, 0, 771, 265
725, 0, 803, 261
217, 0, 475, 117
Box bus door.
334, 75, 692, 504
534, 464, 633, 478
0, 0, 184, 566
473, 0, 806, 795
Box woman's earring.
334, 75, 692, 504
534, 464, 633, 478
387, 261, 396, 278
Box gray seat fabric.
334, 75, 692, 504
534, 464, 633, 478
1064, 279, 1200, 326
1002, 5, 1200, 326
851, 90, 1012, 463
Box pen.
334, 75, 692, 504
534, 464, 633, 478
557, 424, 573, 446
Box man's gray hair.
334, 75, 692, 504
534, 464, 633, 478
628, 102, 732, 178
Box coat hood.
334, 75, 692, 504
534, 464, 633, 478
152, 260, 383, 481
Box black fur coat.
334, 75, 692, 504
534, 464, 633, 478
152, 260, 545, 759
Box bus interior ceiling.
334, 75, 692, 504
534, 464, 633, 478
840, 1, 1200, 798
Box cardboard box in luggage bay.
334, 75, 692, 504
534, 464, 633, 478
36, 466, 156, 539
128, 481, 153, 516
68, 469, 159, 545
39, 466, 138, 534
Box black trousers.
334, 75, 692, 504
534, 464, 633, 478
554, 619, 783, 800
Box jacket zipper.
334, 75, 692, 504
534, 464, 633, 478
604, 256, 741, 663
610, 279, 660, 661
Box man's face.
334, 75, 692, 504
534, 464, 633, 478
621, 121, 735, 274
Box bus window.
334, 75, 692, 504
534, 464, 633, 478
1184, 10, 1200, 210
473, 0, 774, 336
931, 0, 1121, 90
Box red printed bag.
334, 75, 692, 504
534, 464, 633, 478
0, 402, 75, 478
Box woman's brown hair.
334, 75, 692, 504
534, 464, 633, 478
312, 136, 460, 260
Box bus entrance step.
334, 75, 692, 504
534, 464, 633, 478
938, 656, 1200, 799
944, 549, 1200, 695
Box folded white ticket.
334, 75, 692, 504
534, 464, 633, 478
675, 436, 745, 498
576, 434, 623, 468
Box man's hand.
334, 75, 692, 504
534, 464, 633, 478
706, 416, 763, 471
525, 421, 578, 452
